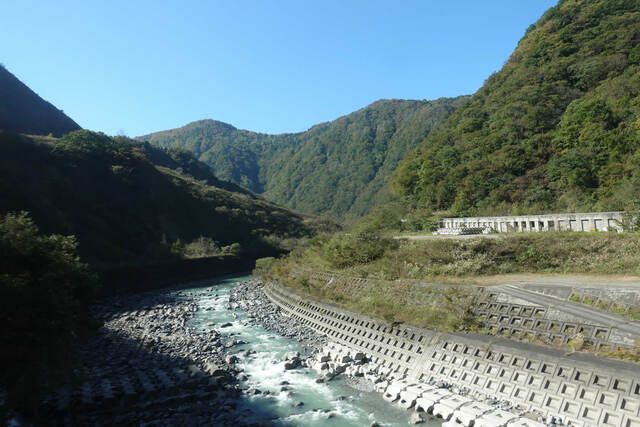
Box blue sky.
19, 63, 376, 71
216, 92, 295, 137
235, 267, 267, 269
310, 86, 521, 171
2, 1, 557, 136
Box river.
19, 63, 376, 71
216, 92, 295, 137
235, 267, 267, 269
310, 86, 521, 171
182, 275, 441, 426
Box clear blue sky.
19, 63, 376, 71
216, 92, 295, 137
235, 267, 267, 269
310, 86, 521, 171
2, 1, 557, 136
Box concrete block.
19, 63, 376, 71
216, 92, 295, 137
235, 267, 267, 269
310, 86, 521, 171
452, 401, 493, 426
433, 395, 473, 420
398, 389, 421, 409
339, 355, 352, 363
374, 380, 389, 393
415, 388, 452, 413
506, 418, 545, 427
383, 381, 408, 402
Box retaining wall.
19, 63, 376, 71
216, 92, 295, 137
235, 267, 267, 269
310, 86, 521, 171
474, 291, 639, 350
307, 272, 639, 350
265, 283, 640, 427
519, 284, 640, 316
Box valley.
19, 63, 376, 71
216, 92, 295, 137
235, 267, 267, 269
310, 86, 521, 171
1, 0, 640, 426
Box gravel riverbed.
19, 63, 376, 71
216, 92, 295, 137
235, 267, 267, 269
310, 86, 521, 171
229, 279, 327, 352
43, 280, 270, 426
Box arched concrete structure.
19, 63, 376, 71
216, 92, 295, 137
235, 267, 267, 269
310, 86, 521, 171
439, 212, 624, 233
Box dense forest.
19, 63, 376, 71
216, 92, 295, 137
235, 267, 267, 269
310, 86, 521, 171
395, 0, 640, 216
0, 131, 316, 271
140, 97, 468, 221
0, 65, 80, 136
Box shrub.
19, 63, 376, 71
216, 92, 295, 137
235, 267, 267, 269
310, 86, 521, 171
221, 242, 242, 255
321, 232, 399, 268
253, 257, 277, 278
184, 236, 221, 258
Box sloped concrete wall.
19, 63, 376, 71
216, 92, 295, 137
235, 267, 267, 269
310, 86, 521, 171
474, 292, 638, 350
307, 272, 639, 350
265, 283, 640, 427
519, 284, 640, 314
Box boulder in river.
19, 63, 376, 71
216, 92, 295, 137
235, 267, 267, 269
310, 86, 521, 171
282, 351, 301, 370
204, 361, 225, 376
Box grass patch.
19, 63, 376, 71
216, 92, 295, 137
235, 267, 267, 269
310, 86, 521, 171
271, 266, 479, 332
570, 293, 640, 322
275, 232, 640, 284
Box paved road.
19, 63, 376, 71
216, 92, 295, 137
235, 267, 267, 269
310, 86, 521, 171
395, 234, 502, 240
495, 283, 640, 336
475, 273, 640, 287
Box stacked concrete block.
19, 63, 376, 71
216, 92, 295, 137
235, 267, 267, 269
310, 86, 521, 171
433, 395, 474, 419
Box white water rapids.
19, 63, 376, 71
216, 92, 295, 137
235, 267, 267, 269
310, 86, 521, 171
183, 276, 442, 426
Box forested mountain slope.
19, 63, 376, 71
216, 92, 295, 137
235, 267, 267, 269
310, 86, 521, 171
395, 0, 640, 216
0, 65, 80, 136
140, 97, 468, 221
0, 131, 314, 269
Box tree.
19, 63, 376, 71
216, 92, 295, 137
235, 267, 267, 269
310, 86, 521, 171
0, 212, 96, 414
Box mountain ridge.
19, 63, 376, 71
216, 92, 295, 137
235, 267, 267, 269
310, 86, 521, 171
395, 0, 640, 216
0, 130, 315, 270
140, 96, 470, 221
0, 65, 81, 136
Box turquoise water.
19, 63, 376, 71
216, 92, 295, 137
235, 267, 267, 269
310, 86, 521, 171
183, 276, 441, 427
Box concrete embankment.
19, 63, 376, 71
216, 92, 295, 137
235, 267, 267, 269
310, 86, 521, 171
262, 281, 640, 427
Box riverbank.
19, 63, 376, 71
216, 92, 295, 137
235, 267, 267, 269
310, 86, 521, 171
100, 255, 255, 296
230, 280, 552, 426
263, 232, 640, 333
230, 278, 327, 353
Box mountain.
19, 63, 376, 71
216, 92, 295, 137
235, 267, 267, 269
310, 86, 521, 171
0, 65, 80, 136
395, 0, 640, 216
139, 97, 469, 221
0, 130, 315, 270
